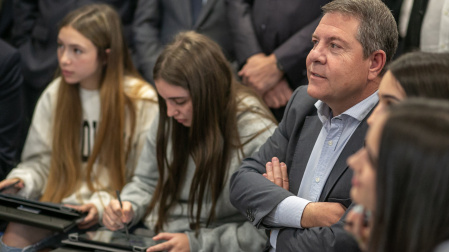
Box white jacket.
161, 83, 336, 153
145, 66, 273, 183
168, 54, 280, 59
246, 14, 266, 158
7, 76, 158, 220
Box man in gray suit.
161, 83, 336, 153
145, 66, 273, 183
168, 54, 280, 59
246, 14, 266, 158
229, 0, 398, 251
133, 0, 234, 83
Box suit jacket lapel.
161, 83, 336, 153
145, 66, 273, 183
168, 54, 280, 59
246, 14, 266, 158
319, 114, 370, 201
290, 114, 321, 195
193, 0, 217, 28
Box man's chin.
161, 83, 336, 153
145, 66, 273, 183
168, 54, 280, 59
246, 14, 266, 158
306, 83, 324, 99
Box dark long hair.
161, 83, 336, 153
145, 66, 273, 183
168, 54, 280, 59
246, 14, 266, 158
389, 52, 449, 98
370, 99, 449, 252
148, 31, 275, 233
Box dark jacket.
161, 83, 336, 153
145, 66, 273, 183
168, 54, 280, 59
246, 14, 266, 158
0, 39, 24, 179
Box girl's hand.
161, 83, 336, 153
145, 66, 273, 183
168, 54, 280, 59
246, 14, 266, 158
0, 178, 24, 194
147, 233, 190, 252
103, 199, 134, 231
66, 203, 99, 229
344, 205, 371, 251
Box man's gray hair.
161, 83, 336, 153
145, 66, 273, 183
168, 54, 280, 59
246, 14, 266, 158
322, 0, 398, 73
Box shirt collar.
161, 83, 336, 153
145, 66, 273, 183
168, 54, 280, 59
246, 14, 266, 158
315, 91, 379, 124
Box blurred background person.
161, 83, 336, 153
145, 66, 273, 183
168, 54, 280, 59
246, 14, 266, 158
345, 51, 449, 250
347, 99, 449, 252
383, 0, 449, 56
132, 0, 235, 84
227, 0, 330, 121
368, 51, 449, 124
0, 0, 14, 42
0, 38, 24, 180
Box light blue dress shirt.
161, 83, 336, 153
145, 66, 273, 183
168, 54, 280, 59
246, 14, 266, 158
265, 91, 378, 250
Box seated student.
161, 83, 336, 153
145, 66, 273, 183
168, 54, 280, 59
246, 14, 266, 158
367, 51, 449, 125
347, 98, 449, 252
0, 4, 158, 250
102, 31, 277, 252
345, 51, 449, 250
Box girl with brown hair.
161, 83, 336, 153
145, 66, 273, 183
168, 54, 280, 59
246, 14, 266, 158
347, 99, 449, 252
0, 3, 158, 250
103, 31, 277, 252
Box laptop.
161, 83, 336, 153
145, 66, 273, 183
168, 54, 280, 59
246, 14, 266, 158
61, 229, 161, 252
0, 193, 87, 232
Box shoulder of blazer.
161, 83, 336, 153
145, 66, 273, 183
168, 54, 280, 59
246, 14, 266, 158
281, 86, 318, 136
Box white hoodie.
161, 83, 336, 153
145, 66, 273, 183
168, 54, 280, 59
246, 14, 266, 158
6, 76, 158, 220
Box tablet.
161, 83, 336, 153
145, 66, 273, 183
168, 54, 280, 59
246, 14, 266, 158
0, 193, 87, 232
63, 229, 161, 252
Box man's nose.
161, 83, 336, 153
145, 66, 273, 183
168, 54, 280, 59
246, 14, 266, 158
307, 44, 326, 64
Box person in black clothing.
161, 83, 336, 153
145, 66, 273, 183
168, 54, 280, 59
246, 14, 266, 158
0, 39, 24, 180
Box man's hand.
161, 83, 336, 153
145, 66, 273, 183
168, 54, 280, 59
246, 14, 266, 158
102, 199, 134, 231
301, 202, 347, 228
344, 205, 371, 251
263, 78, 293, 108
66, 203, 99, 229
147, 233, 189, 252
239, 53, 284, 96
263, 157, 289, 190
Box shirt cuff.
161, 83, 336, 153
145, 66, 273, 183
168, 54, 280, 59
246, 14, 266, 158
266, 196, 311, 229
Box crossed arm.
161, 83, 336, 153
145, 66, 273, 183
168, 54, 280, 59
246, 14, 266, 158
262, 157, 346, 229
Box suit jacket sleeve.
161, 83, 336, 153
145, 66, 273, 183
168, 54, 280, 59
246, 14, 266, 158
0, 41, 23, 179
273, 14, 323, 85
132, 0, 163, 83
226, 0, 263, 66
276, 204, 361, 252
229, 87, 317, 228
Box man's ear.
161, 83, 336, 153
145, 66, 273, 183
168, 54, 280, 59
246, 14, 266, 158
368, 50, 386, 81
103, 48, 111, 64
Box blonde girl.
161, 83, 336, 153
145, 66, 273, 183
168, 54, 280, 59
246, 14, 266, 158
0, 4, 158, 250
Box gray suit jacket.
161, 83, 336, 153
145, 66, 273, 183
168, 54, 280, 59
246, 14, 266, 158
230, 86, 365, 251
133, 0, 234, 83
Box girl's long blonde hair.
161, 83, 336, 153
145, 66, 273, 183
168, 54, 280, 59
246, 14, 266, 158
41, 4, 149, 202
